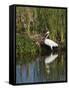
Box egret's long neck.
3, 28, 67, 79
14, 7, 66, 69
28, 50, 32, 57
45, 33, 49, 39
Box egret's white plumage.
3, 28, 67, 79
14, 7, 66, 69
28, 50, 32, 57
44, 31, 58, 50
44, 38, 58, 50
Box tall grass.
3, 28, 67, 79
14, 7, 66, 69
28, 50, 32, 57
16, 7, 67, 55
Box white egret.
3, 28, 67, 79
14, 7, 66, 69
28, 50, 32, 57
44, 31, 58, 50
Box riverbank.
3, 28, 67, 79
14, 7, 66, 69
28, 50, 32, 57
16, 33, 66, 57
16, 33, 39, 57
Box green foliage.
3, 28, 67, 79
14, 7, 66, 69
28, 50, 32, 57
16, 7, 67, 56
16, 33, 38, 56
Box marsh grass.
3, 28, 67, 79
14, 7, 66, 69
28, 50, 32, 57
16, 7, 67, 56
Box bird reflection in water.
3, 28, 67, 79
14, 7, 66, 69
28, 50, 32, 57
16, 51, 66, 83
45, 53, 58, 75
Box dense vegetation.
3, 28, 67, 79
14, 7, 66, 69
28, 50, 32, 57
16, 7, 67, 56
16, 33, 39, 56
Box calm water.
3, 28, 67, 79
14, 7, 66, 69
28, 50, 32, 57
16, 52, 66, 84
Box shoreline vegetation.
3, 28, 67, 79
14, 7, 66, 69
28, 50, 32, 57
16, 7, 66, 57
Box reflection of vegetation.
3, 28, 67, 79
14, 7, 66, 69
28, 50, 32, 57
16, 53, 37, 65
16, 6, 67, 56
16, 52, 66, 82
45, 52, 66, 81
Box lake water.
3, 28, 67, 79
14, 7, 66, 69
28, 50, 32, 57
16, 51, 66, 84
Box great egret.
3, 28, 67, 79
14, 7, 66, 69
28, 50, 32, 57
44, 31, 58, 50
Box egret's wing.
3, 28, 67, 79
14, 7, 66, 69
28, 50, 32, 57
44, 39, 58, 47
